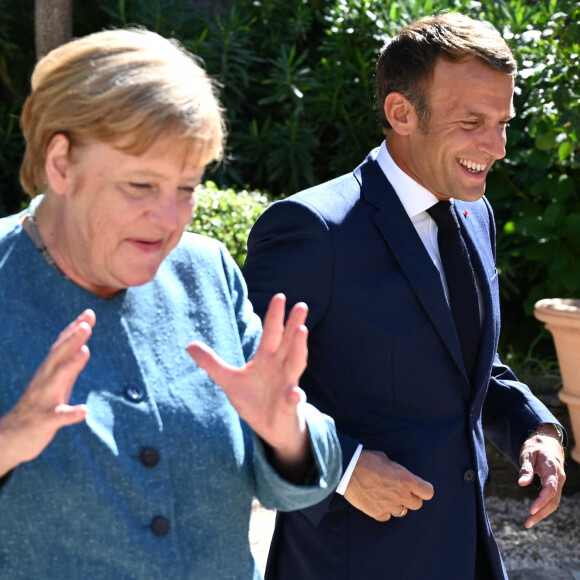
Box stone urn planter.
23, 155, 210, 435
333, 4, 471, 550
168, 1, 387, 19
534, 298, 580, 464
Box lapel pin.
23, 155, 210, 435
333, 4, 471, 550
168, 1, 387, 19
463, 210, 469, 218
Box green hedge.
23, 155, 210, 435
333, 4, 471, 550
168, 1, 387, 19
189, 182, 270, 268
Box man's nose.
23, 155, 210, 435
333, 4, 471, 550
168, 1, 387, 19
480, 126, 507, 160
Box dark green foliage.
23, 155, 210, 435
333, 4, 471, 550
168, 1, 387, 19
0, 0, 35, 215
0, 0, 579, 364
481, 1, 580, 357
188, 0, 580, 359
182, 0, 444, 195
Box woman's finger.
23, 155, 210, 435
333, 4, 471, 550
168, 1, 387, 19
50, 345, 92, 404
257, 294, 286, 355
282, 324, 308, 386
52, 310, 96, 350
40, 313, 95, 380
187, 341, 237, 394
276, 302, 308, 364
53, 403, 89, 428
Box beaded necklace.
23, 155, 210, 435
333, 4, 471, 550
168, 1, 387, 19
27, 195, 66, 276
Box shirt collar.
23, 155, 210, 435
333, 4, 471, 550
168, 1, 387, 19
375, 141, 445, 219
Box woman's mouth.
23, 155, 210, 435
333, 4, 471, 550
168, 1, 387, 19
127, 238, 163, 253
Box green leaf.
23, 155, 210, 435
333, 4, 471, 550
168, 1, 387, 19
527, 148, 554, 169
530, 177, 551, 198
524, 240, 555, 261
553, 174, 576, 202
563, 213, 580, 241
560, 258, 580, 291
503, 221, 517, 235
547, 245, 571, 271
535, 130, 558, 151
516, 215, 547, 239
543, 203, 565, 229
558, 140, 572, 161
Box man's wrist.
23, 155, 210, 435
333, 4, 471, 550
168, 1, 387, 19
535, 423, 564, 446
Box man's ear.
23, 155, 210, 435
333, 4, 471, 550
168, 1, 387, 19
383, 92, 419, 136
45, 133, 72, 195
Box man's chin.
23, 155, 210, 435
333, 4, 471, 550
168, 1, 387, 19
453, 188, 487, 203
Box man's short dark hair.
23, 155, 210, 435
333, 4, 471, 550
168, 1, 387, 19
376, 12, 517, 133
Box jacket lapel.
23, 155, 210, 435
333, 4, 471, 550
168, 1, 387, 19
354, 153, 470, 386
453, 199, 500, 392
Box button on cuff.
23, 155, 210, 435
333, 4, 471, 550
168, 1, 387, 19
463, 469, 476, 483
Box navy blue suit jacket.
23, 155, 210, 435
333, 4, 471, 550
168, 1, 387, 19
243, 149, 563, 579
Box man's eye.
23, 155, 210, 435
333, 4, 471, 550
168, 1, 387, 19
129, 182, 151, 190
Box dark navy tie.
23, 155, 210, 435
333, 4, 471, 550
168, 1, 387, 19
427, 201, 480, 379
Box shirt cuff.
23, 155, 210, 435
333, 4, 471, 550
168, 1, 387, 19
335, 443, 363, 495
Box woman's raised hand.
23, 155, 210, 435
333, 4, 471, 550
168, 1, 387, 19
0, 310, 95, 477
187, 294, 311, 480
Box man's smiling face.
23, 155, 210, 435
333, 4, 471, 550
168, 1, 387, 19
394, 58, 515, 202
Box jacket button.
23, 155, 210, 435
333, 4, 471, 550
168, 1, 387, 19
140, 448, 160, 468
124, 385, 144, 402
150, 515, 170, 537
463, 469, 476, 483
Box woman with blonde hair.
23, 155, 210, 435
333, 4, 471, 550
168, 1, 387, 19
0, 28, 340, 579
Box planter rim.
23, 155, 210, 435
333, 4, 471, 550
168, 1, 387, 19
534, 298, 580, 317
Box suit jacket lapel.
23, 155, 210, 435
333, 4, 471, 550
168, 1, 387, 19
453, 199, 500, 391
355, 154, 470, 386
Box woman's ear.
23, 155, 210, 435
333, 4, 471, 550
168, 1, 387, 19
44, 133, 72, 195
383, 92, 419, 136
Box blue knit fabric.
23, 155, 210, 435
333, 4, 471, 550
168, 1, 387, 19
0, 212, 341, 579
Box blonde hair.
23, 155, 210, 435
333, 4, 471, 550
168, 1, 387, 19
20, 28, 225, 196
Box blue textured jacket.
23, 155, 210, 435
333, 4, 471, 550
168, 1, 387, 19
0, 214, 341, 579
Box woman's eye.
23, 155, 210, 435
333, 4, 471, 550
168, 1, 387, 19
125, 182, 155, 198
178, 186, 198, 202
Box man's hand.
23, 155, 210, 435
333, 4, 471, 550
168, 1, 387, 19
344, 449, 434, 521
187, 294, 311, 481
0, 310, 95, 477
518, 424, 566, 528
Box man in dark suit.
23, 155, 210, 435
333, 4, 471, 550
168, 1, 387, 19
243, 13, 566, 579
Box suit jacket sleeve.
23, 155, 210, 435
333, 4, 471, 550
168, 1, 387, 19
483, 354, 567, 469
477, 197, 566, 468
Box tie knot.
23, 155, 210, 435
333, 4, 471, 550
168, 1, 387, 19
427, 201, 458, 231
